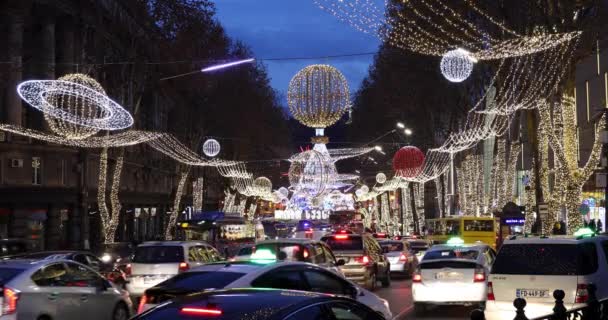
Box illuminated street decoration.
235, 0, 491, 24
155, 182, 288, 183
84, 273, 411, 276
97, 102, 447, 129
393, 146, 425, 178
202, 138, 221, 157
288, 149, 337, 198
376, 172, 387, 184
201, 58, 255, 72
18, 79, 133, 131
288, 64, 350, 129
440, 49, 476, 82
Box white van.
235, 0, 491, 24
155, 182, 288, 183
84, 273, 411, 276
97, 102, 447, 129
485, 235, 608, 320
125, 241, 223, 297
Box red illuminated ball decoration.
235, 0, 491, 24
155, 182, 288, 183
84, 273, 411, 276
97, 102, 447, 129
393, 146, 425, 178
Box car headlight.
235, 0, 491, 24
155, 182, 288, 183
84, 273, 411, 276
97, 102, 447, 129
101, 254, 112, 263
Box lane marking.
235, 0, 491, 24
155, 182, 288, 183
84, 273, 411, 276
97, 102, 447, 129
393, 305, 414, 320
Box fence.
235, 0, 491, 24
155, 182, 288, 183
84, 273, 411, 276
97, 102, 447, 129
469, 284, 608, 320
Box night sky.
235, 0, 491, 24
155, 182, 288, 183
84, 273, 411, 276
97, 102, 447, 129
214, 0, 381, 105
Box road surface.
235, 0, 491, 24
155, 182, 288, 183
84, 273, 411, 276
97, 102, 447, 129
375, 277, 475, 320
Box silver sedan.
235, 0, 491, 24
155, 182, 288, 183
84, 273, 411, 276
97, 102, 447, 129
0, 259, 132, 320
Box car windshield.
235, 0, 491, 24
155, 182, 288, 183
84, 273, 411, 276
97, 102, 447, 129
422, 248, 479, 261
321, 236, 363, 251
380, 241, 403, 252
155, 271, 246, 291
492, 243, 598, 275
0, 268, 24, 285
133, 246, 184, 263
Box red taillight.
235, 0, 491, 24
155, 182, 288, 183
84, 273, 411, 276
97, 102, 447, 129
180, 307, 223, 316
334, 235, 349, 240
576, 284, 589, 303
487, 281, 495, 301
137, 295, 148, 314
303, 249, 309, 259
305, 228, 313, 234
339, 230, 347, 234
354, 255, 370, 265
399, 253, 407, 262
474, 268, 486, 282
179, 262, 190, 272
125, 264, 132, 276
2, 287, 19, 315
412, 272, 422, 283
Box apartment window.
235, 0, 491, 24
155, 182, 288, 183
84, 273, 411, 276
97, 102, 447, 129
586, 81, 590, 122
32, 157, 42, 185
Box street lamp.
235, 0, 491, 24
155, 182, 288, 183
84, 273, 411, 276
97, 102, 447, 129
396, 122, 405, 129
404, 128, 413, 136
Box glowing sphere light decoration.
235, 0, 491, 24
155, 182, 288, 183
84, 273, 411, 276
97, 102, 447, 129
288, 64, 350, 129
288, 150, 337, 197
376, 172, 387, 184
440, 49, 476, 83
393, 146, 425, 178
253, 177, 272, 194
360, 185, 369, 194
202, 138, 221, 157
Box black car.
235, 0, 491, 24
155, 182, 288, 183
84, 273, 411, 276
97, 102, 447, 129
133, 288, 385, 320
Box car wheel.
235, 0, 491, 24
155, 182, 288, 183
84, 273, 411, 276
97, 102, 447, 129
112, 303, 130, 320
38, 316, 51, 320
414, 303, 427, 316
366, 272, 377, 291
381, 269, 391, 287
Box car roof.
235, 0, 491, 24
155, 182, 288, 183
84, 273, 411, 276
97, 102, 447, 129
428, 244, 489, 251
503, 235, 608, 245
138, 241, 209, 247
256, 239, 320, 245
419, 258, 480, 265
189, 261, 313, 274
0, 258, 73, 269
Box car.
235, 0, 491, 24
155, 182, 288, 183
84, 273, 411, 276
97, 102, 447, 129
485, 233, 608, 320
0, 258, 132, 320
134, 288, 386, 320
379, 239, 418, 276
412, 241, 495, 315
252, 238, 344, 275
125, 241, 223, 297
231, 244, 254, 261
372, 232, 389, 240
407, 239, 432, 260
321, 233, 391, 290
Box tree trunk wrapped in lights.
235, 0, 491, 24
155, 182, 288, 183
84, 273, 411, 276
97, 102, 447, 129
107, 149, 124, 243
165, 166, 191, 240
97, 148, 110, 242
538, 95, 605, 234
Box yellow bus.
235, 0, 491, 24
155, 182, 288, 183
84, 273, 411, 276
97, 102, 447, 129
425, 216, 497, 249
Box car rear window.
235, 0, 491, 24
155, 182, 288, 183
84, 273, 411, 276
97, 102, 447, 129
321, 236, 363, 251
0, 268, 23, 285
423, 249, 479, 261
254, 244, 306, 261
156, 271, 246, 291
420, 261, 478, 269
238, 247, 253, 256
133, 246, 184, 263
492, 243, 598, 275
380, 241, 404, 252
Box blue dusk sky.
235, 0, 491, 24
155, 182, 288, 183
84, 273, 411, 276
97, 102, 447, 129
213, 0, 381, 105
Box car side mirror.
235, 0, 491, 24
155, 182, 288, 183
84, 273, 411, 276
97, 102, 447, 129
336, 259, 346, 266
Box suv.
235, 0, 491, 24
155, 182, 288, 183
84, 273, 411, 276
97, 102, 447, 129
252, 239, 344, 275
485, 235, 608, 319
125, 241, 223, 297
321, 233, 390, 290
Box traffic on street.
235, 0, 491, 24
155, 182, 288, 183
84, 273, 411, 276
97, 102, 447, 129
0, 0, 607, 319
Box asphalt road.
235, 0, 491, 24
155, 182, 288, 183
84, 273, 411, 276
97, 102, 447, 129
374, 277, 475, 320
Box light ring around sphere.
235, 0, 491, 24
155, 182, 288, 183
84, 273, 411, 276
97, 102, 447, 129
440, 49, 475, 83
202, 139, 221, 157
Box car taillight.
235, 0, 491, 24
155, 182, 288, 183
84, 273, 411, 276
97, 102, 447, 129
137, 294, 148, 314
412, 271, 422, 283
2, 287, 20, 315
576, 284, 589, 303
180, 307, 223, 316
334, 235, 349, 240
354, 256, 370, 265
179, 262, 190, 272
399, 253, 407, 262
125, 263, 132, 276
474, 267, 486, 282
487, 281, 495, 301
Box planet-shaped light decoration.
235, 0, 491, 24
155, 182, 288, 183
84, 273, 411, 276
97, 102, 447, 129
288, 64, 350, 129
360, 185, 369, 193
440, 48, 476, 83
376, 172, 387, 184
253, 176, 272, 194
288, 149, 337, 197
393, 146, 425, 178
202, 139, 221, 157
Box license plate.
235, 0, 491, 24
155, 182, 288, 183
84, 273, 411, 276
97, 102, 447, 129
517, 289, 550, 298
435, 272, 462, 280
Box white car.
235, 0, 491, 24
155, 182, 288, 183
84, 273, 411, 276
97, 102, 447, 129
125, 241, 223, 297
412, 242, 495, 315
137, 261, 392, 319
485, 234, 608, 320
0, 259, 132, 320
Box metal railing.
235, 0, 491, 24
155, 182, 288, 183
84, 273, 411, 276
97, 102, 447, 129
469, 284, 608, 320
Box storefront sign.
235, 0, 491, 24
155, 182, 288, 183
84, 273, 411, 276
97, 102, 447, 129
503, 218, 525, 225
